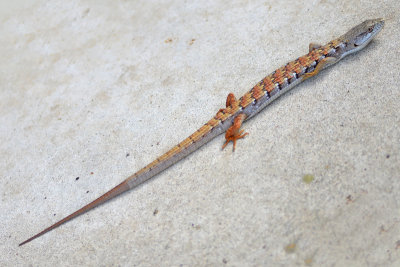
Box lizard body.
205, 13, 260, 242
19, 18, 384, 246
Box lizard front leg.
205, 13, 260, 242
309, 42, 322, 52
220, 93, 248, 151
303, 56, 338, 80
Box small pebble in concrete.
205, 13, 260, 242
304, 258, 313, 265
284, 243, 296, 253
302, 174, 315, 184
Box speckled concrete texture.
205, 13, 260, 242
1, 1, 399, 266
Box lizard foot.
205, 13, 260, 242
222, 113, 248, 151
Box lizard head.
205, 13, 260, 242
339, 18, 384, 58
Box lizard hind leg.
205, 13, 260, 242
218, 92, 238, 113
219, 93, 248, 151
222, 113, 248, 151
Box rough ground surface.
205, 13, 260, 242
1, 1, 399, 266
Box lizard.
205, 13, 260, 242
19, 18, 384, 246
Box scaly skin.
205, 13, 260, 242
19, 18, 384, 246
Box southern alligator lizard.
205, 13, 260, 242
20, 18, 384, 246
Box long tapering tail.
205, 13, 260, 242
19, 181, 130, 246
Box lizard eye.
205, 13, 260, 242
368, 27, 374, 33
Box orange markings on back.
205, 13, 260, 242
287, 61, 302, 74
321, 44, 331, 55
280, 66, 293, 80
263, 76, 275, 93
309, 49, 320, 61
285, 62, 294, 73
273, 68, 284, 85
298, 56, 312, 67
251, 83, 265, 100
240, 92, 254, 108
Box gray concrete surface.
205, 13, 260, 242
1, 1, 399, 266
